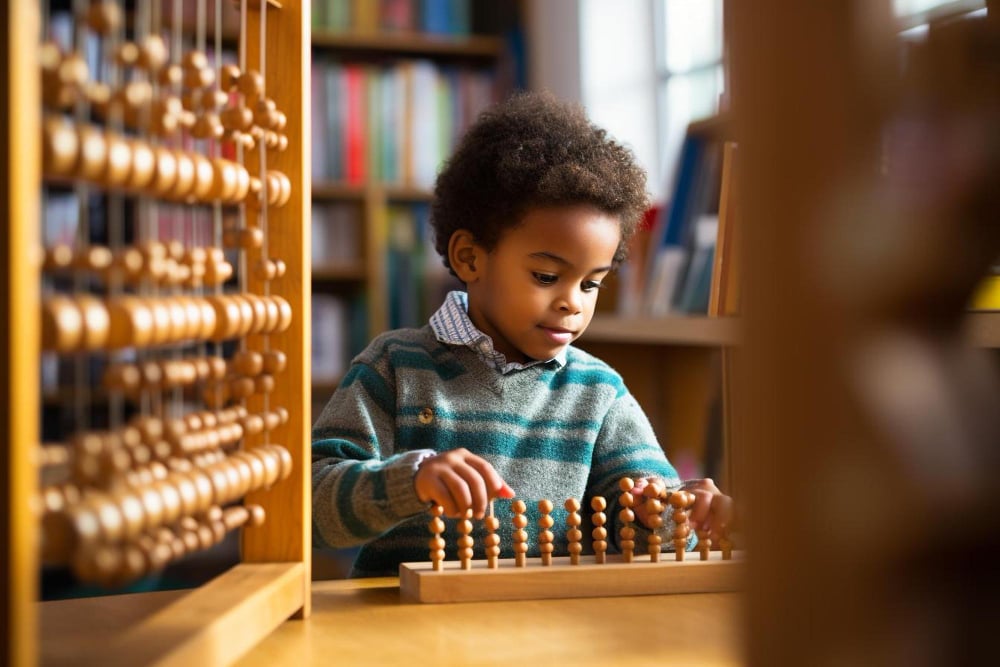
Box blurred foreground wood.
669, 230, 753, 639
729, 1, 1000, 664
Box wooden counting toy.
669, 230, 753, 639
400, 482, 742, 604
618, 476, 636, 563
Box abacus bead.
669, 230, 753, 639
255, 374, 275, 394
619, 508, 634, 523
539, 542, 554, 554
192, 154, 215, 200
511, 500, 526, 514
620, 526, 636, 540
564, 498, 581, 512
86, 2, 123, 34
139, 484, 165, 528
619, 492, 634, 508
231, 350, 264, 377
428, 517, 445, 534
248, 505, 267, 526
456, 536, 474, 549
138, 35, 168, 71
229, 377, 255, 399
253, 258, 277, 280
538, 515, 554, 529
275, 296, 293, 332
592, 527, 607, 540
42, 296, 83, 352
513, 542, 528, 554
242, 414, 265, 435
673, 509, 688, 523
568, 542, 583, 555
673, 524, 691, 539
483, 534, 500, 547
484, 516, 499, 531
220, 64, 241, 91
458, 519, 472, 534
105, 132, 131, 188
237, 70, 264, 98
172, 151, 196, 200
77, 124, 108, 181
43, 117, 78, 176
151, 147, 178, 196
513, 515, 527, 529
593, 540, 607, 552
621, 539, 635, 551
514, 529, 528, 543
538, 499, 553, 514
566, 512, 581, 526
567, 528, 582, 542
619, 477, 635, 491
262, 350, 287, 374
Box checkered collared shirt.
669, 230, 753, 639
428, 291, 567, 375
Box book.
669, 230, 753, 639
969, 274, 1000, 311
709, 142, 740, 317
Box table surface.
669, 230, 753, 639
234, 577, 744, 667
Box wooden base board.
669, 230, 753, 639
399, 551, 743, 603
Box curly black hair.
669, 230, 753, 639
431, 90, 648, 277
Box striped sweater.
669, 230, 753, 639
311, 326, 683, 577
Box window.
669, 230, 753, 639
653, 0, 724, 192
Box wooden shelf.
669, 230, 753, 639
313, 262, 367, 282
582, 315, 741, 347
312, 31, 504, 59
312, 182, 366, 201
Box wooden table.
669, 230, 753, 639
235, 578, 744, 666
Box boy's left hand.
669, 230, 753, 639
631, 477, 734, 542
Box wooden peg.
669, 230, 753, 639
428, 505, 446, 572
42, 116, 79, 177
565, 498, 582, 565
618, 477, 636, 563
590, 495, 608, 564
511, 499, 528, 567
457, 509, 474, 571
537, 499, 555, 566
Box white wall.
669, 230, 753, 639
526, 0, 664, 200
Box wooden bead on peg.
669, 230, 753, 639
138, 35, 168, 72
237, 70, 264, 99
44, 243, 74, 271
147, 299, 172, 346
207, 296, 240, 341
77, 124, 108, 182
85, 2, 123, 34
127, 140, 156, 190
41, 295, 83, 352
229, 295, 256, 337
221, 106, 254, 132
263, 410, 282, 432
241, 414, 265, 436
274, 110, 287, 131
223, 227, 263, 249
104, 132, 132, 188
191, 154, 215, 200
262, 350, 287, 374
75, 294, 111, 350
273, 259, 287, 277
43, 117, 79, 177
275, 296, 293, 332
253, 258, 277, 281
276, 134, 289, 152
171, 151, 196, 200
229, 376, 256, 400
108, 296, 154, 349
231, 350, 264, 377
151, 146, 178, 197
211, 158, 239, 202
103, 363, 142, 392
112, 247, 145, 282
197, 299, 218, 340
115, 41, 140, 68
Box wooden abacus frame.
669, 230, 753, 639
2, 1, 310, 665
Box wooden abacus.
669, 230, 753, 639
2, 1, 310, 665
400, 482, 742, 604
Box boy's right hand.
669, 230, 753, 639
414, 448, 514, 519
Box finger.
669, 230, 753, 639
709, 494, 735, 540
438, 468, 473, 518
682, 477, 721, 495
686, 488, 715, 530
463, 455, 512, 503
454, 462, 491, 519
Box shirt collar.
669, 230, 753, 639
429, 291, 566, 374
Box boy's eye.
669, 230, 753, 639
532, 272, 557, 285
582, 280, 604, 292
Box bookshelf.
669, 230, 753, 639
3, 1, 311, 664
308, 6, 521, 412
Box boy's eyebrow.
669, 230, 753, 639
528, 251, 613, 274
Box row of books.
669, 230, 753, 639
617, 126, 726, 318
310, 58, 496, 188
312, 203, 362, 267
314, 0, 473, 36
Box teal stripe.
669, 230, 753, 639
398, 405, 602, 433
388, 348, 466, 379
545, 367, 625, 396
398, 426, 594, 463
335, 464, 378, 540
597, 458, 679, 486
340, 364, 395, 414
313, 437, 375, 460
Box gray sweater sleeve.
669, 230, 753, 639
311, 357, 434, 548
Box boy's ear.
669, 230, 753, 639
448, 229, 481, 282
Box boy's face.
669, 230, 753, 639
462, 205, 621, 364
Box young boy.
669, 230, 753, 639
312, 91, 732, 577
